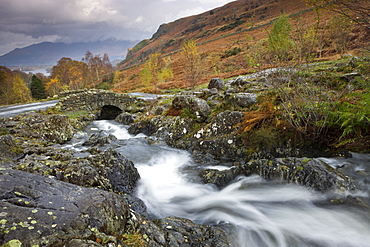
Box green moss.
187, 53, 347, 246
1, 239, 22, 247
301, 158, 311, 164
296, 166, 304, 171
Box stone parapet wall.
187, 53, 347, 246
57, 89, 137, 112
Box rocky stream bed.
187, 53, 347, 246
1, 67, 370, 246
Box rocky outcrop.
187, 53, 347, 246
226, 92, 257, 108
1, 112, 75, 144
199, 157, 356, 192
115, 112, 136, 124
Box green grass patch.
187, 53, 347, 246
63, 110, 91, 119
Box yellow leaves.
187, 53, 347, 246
139, 53, 173, 87
113, 71, 125, 85
158, 67, 173, 82
46, 78, 62, 96
7, 75, 32, 104
47, 52, 112, 95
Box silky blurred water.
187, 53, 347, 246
72, 120, 370, 247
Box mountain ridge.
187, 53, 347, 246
0, 40, 138, 68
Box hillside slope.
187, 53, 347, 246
120, 0, 305, 67
115, 0, 364, 93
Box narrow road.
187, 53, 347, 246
0, 100, 58, 118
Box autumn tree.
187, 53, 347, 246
0, 67, 13, 105
112, 70, 125, 85
267, 14, 293, 63
291, 19, 320, 64
307, 0, 370, 32
0, 67, 32, 105
10, 75, 32, 103
49, 57, 90, 94
327, 15, 351, 54
45, 78, 62, 96
30, 75, 46, 100
181, 39, 203, 88
83, 51, 114, 86
139, 53, 173, 87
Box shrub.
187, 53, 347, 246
222, 47, 242, 58
327, 92, 370, 146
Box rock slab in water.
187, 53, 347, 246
15, 148, 140, 195
200, 158, 356, 192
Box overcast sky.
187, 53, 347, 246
0, 0, 234, 56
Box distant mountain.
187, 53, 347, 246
0, 40, 138, 68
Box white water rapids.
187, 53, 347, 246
67, 120, 370, 247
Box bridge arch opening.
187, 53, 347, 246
98, 105, 123, 120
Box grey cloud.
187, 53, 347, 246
0, 0, 233, 55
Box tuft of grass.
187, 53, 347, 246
0, 128, 9, 136
121, 233, 147, 247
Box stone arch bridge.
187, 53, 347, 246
57, 89, 145, 120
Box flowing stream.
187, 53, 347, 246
67, 120, 370, 247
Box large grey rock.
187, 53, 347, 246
172, 95, 210, 123
128, 211, 233, 247
172, 95, 189, 109
189, 97, 211, 122
230, 76, 252, 87
203, 111, 244, 137
82, 130, 117, 146
128, 115, 194, 144
208, 78, 225, 90
227, 92, 257, 108
115, 112, 136, 124
0, 169, 130, 246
